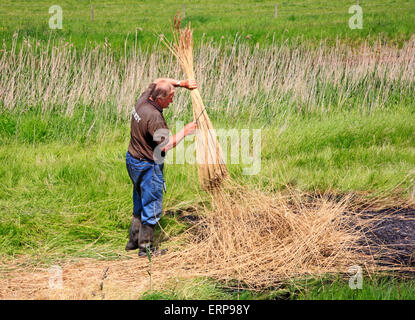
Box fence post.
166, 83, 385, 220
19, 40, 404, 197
274, 3, 277, 18
91, 5, 94, 22
183, 4, 186, 18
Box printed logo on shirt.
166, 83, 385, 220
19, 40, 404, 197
132, 109, 141, 123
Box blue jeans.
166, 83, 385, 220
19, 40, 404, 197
125, 151, 164, 226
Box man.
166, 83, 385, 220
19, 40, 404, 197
125, 78, 197, 257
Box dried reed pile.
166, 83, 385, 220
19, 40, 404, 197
0, 188, 379, 299
162, 16, 228, 189
156, 184, 375, 288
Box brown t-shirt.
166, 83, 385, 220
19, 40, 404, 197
128, 83, 169, 162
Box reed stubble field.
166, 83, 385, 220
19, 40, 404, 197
1, 1, 415, 300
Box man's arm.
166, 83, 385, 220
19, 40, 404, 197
161, 121, 197, 153
153, 78, 197, 90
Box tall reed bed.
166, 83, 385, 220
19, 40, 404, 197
1, 33, 414, 119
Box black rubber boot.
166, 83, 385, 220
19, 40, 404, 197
138, 223, 167, 257
138, 223, 154, 253
125, 216, 141, 251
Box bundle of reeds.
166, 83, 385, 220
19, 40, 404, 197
162, 16, 228, 190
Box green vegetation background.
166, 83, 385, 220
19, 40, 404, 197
1, 0, 415, 299
1, 0, 415, 49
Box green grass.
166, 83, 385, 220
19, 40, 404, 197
1, 106, 413, 300
1, 0, 415, 51
1, 105, 414, 262
0, 108, 203, 263
139, 274, 415, 300
1, 0, 415, 299
290, 274, 415, 300
259, 106, 415, 194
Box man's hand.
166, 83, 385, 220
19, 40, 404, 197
161, 121, 197, 153
181, 79, 197, 90
153, 78, 197, 90
184, 121, 197, 136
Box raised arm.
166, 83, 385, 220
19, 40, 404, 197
153, 78, 197, 90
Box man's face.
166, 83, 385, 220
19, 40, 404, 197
157, 90, 175, 108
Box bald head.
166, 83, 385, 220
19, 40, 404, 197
149, 80, 174, 101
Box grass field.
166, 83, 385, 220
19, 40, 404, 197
141, 275, 415, 300
1, 106, 414, 261
1, 0, 415, 50
1, 0, 415, 300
